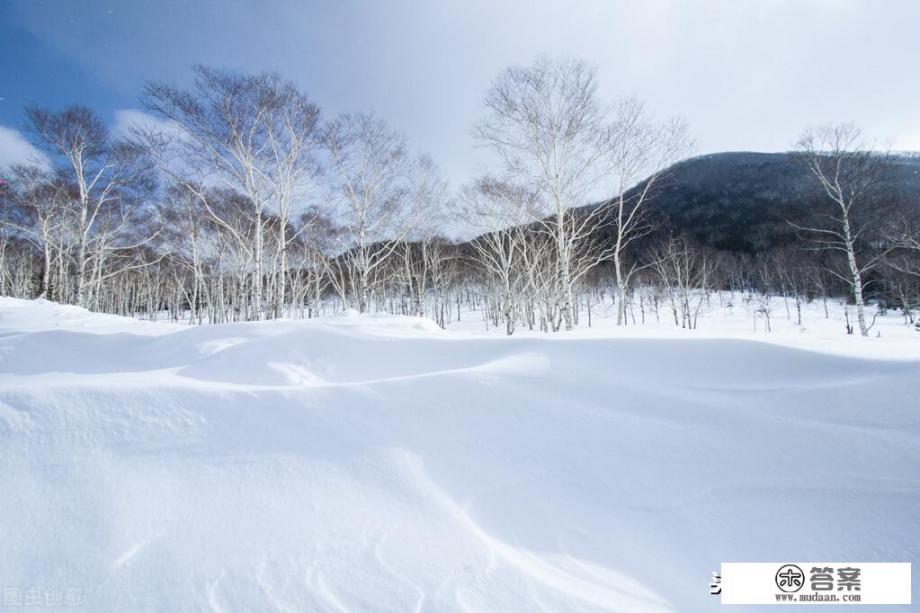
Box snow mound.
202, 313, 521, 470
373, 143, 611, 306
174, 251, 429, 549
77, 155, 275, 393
0, 300, 918, 611
0, 297, 179, 335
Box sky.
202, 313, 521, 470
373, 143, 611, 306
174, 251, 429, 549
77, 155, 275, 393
2, 0, 920, 186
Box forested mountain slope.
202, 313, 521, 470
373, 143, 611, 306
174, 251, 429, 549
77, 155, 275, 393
588, 151, 920, 253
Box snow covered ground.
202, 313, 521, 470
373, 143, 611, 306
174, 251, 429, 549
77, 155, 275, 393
449, 293, 920, 361
0, 296, 917, 611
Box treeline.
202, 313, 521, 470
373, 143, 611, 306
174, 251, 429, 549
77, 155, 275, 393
1, 59, 919, 335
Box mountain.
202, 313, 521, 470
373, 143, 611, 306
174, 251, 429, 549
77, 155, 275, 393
594, 151, 920, 253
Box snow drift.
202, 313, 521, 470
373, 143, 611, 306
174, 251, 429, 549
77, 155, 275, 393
0, 298, 917, 611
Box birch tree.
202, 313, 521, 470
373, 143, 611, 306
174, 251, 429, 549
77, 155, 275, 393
322, 113, 417, 312
25, 105, 154, 306
143, 66, 320, 320
650, 235, 713, 330
883, 195, 920, 279
461, 177, 541, 335
474, 57, 616, 331
403, 155, 451, 317
608, 97, 693, 325
794, 124, 890, 336
0, 165, 70, 299
263, 85, 321, 317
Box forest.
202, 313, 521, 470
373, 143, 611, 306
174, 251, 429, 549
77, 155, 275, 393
2, 58, 920, 337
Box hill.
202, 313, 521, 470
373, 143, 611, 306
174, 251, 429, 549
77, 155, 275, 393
594, 151, 920, 253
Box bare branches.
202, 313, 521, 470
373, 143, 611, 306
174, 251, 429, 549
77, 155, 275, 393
322, 113, 436, 312
793, 123, 893, 336
143, 66, 321, 319
607, 96, 694, 324
22, 105, 156, 307
475, 58, 617, 330
648, 235, 713, 329
5, 59, 917, 335
474, 58, 695, 331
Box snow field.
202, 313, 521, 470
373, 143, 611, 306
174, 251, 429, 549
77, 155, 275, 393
0, 297, 917, 611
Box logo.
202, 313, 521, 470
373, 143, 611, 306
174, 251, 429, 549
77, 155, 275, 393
717, 562, 910, 605
775, 564, 805, 593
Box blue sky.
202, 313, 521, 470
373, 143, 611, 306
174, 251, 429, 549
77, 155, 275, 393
2, 0, 920, 184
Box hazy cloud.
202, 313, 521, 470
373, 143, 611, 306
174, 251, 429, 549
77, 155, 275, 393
0, 125, 50, 170
7, 0, 920, 187
111, 109, 179, 140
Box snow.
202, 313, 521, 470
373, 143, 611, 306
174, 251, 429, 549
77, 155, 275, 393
447, 294, 920, 362
0, 296, 917, 611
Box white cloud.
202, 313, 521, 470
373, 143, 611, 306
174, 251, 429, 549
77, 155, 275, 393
111, 109, 183, 140
0, 125, 50, 170
10, 0, 920, 190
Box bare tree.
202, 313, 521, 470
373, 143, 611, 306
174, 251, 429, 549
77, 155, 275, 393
884, 195, 920, 279
400, 155, 452, 317
0, 165, 71, 299
461, 177, 541, 334
25, 105, 155, 306
608, 97, 693, 325
262, 86, 322, 317
793, 123, 890, 336
322, 113, 420, 312
143, 66, 320, 320
157, 183, 222, 324
649, 235, 713, 329
474, 57, 616, 331
290, 206, 337, 318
